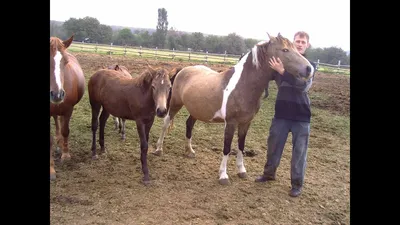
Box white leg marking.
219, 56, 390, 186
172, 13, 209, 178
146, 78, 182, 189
185, 137, 195, 154
236, 150, 247, 173
219, 154, 230, 180
213, 53, 249, 120
53, 51, 63, 91
113, 116, 119, 129
156, 114, 171, 151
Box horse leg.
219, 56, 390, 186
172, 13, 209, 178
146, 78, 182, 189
60, 111, 73, 162
113, 116, 119, 130
90, 102, 101, 159
99, 108, 110, 155
120, 118, 126, 141
154, 105, 183, 156
219, 122, 236, 185
185, 115, 197, 158
50, 125, 56, 180
136, 120, 150, 185
53, 115, 62, 154
236, 122, 251, 179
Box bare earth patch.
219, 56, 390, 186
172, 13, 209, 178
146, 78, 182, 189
50, 53, 350, 225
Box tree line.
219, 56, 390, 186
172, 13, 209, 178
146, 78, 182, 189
50, 8, 350, 65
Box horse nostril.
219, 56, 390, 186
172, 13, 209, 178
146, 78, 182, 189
156, 108, 167, 117
60, 89, 65, 99
306, 65, 311, 75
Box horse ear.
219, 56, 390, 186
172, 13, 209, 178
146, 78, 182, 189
114, 65, 120, 71
63, 35, 74, 49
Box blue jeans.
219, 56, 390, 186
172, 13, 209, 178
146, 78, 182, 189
263, 118, 310, 189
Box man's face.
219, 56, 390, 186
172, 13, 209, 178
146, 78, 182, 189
293, 35, 309, 54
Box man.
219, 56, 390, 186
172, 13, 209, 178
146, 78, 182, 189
255, 31, 317, 197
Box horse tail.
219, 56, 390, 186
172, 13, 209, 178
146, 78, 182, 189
166, 66, 183, 110
167, 118, 174, 134
165, 66, 182, 134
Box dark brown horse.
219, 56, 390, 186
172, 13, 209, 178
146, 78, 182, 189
105, 64, 132, 140
88, 65, 172, 184
50, 35, 85, 180
153, 33, 314, 185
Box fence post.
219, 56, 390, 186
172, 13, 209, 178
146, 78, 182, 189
205, 51, 208, 63
316, 59, 320, 70
224, 51, 227, 63
155, 47, 158, 60
109, 43, 113, 55
95, 43, 98, 53
139, 46, 142, 57
124, 45, 127, 57
172, 48, 175, 60
188, 49, 191, 61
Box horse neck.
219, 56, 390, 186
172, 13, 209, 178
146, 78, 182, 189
239, 52, 275, 97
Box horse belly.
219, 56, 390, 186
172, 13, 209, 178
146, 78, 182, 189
181, 79, 223, 122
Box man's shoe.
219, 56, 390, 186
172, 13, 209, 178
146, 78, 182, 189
254, 175, 276, 183
289, 188, 302, 197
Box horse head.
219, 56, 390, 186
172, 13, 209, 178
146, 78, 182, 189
49, 35, 74, 104
255, 33, 314, 80
146, 66, 172, 118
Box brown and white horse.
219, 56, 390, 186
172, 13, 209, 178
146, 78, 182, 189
50, 35, 85, 180
153, 33, 314, 185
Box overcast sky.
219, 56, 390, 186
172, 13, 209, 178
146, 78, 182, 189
50, 0, 350, 51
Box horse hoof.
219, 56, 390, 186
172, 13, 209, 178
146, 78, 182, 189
219, 178, 230, 185
121, 135, 126, 141
238, 172, 247, 179
186, 152, 195, 158
60, 154, 71, 162
143, 180, 151, 186
152, 150, 163, 156
50, 173, 56, 181
92, 155, 99, 160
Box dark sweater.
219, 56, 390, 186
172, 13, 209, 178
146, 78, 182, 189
274, 59, 317, 123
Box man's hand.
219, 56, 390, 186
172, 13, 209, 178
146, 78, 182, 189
269, 56, 285, 75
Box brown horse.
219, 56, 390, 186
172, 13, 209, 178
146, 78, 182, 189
88, 65, 172, 184
153, 33, 314, 185
50, 35, 85, 180
105, 64, 132, 140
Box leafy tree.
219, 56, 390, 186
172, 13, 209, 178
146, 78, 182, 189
189, 32, 205, 51
153, 8, 169, 48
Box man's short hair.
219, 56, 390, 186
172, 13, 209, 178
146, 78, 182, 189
294, 31, 310, 42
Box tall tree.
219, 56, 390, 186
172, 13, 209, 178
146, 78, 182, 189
153, 8, 169, 48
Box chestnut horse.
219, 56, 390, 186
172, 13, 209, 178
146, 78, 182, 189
105, 64, 132, 140
153, 33, 314, 185
88, 66, 172, 184
50, 35, 85, 180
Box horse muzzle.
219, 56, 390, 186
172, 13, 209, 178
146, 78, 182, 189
50, 89, 65, 104
156, 108, 167, 118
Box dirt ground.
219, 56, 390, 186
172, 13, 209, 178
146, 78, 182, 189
50, 53, 350, 225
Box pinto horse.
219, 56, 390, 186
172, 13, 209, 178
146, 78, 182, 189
50, 35, 85, 180
88, 65, 172, 184
153, 33, 314, 185
105, 64, 132, 140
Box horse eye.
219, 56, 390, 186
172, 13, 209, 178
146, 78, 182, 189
282, 49, 289, 52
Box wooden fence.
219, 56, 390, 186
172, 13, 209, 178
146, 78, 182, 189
69, 42, 350, 72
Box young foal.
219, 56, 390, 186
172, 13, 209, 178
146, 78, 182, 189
88, 66, 172, 184
50, 35, 85, 180
105, 64, 132, 140
154, 33, 314, 185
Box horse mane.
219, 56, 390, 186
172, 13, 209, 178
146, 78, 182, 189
131, 66, 160, 86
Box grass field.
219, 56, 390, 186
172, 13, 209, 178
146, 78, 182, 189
50, 52, 350, 225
